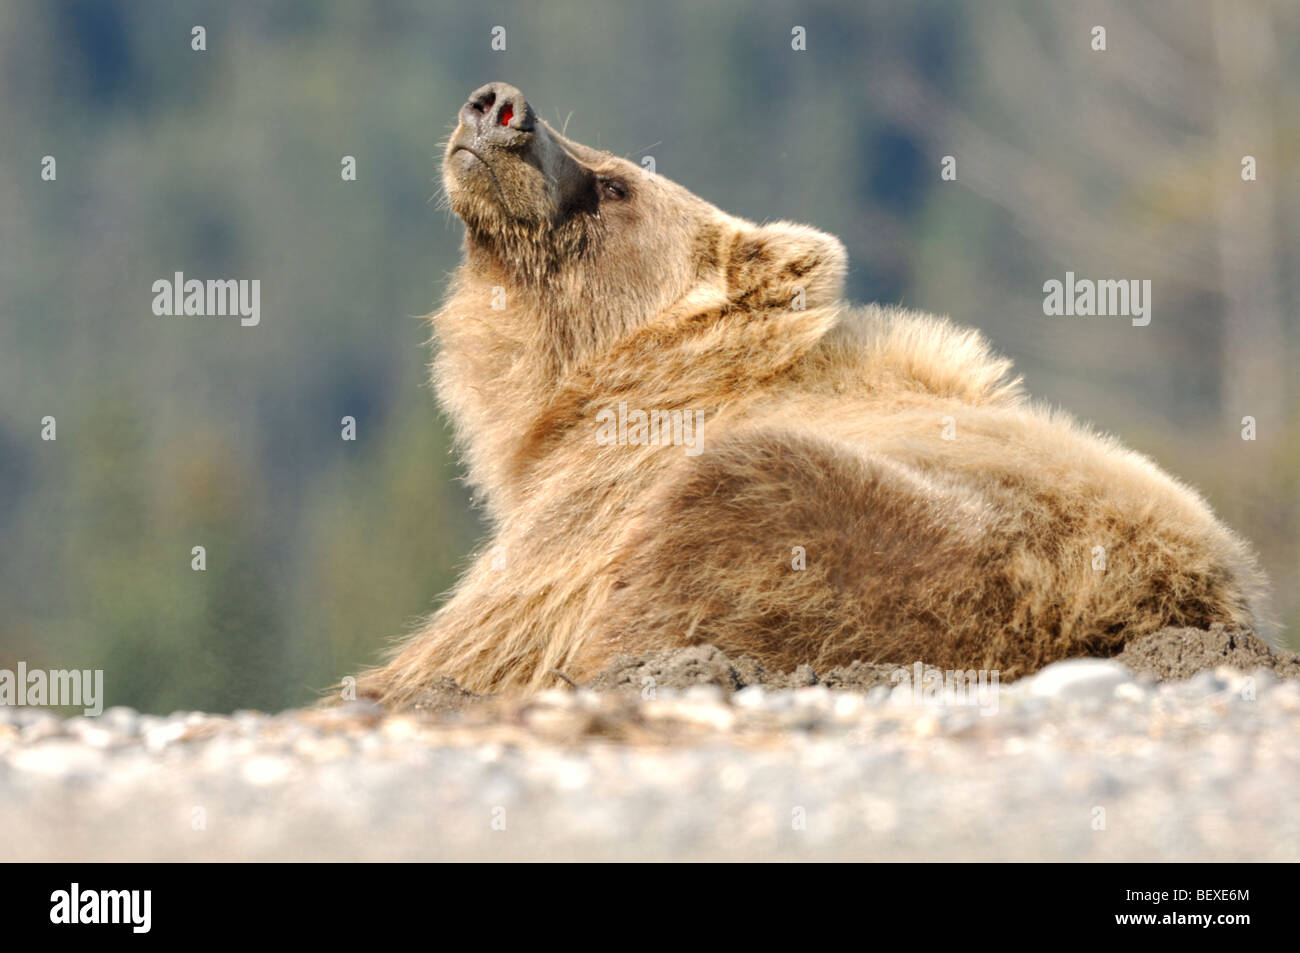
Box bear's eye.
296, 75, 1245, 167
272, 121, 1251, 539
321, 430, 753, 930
598, 177, 629, 201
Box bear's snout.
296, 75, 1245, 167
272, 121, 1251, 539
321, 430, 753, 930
445, 83, 598, 228
459, 81, 535, 146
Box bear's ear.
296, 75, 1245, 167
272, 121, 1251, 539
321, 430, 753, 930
722, 222, 847, 311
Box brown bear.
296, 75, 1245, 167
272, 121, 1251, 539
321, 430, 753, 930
355, 81, 1268, 705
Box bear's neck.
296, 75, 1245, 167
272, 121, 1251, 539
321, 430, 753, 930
431, 267, 845, 524
430, 266, 592, 523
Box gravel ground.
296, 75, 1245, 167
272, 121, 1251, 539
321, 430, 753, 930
2, 628, 1297, 862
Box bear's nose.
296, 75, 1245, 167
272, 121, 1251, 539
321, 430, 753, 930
460, 82, 535, 145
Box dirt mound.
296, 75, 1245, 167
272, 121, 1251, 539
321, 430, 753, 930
403, 626, 1299, 713
589, 626, 1300, 697
407, 676, 480, 714
584, 644, 938, 695
1113, 624, 1299, 681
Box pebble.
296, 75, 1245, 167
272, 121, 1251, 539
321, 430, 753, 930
100, 706, 141, 737
1026, 658, 1133, 700
0, 660, 1297, 861
10, 740, 105, 779
143, 719, 190, 753
20, 715, 63, 743
242, 755, 293, 785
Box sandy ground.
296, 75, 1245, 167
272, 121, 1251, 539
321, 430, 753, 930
1, 626, 1297, 862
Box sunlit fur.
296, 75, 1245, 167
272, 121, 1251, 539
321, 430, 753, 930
356, 106, 1268, 704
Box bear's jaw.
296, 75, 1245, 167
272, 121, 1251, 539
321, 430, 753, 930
444, 147, 607, 301
458, 210, 597, 294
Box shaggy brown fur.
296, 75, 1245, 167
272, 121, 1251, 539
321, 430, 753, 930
355, 82, 1268, 705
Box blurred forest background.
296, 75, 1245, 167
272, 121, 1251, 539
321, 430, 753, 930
1, 0, 1296, 713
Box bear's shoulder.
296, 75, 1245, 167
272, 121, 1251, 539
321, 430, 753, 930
827, 305, 1024, 406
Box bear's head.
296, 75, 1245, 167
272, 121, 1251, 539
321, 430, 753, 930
442, 82, 848, 357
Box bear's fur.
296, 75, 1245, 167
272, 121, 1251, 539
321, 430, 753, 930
355, 83, 1268, 705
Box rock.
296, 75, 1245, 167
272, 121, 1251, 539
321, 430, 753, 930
241, 755, 293, 785
792, 685, 832, 711
1113, 682, 1149, 704
10, 740, 106, 779
100, 707, 141, 737
143, 719, 189, 752
64, 717, 121, 749
682, 684, 724, 705
1026, 659, 1133, 700
790, 664, 819, 687
19, 714, 63, 742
